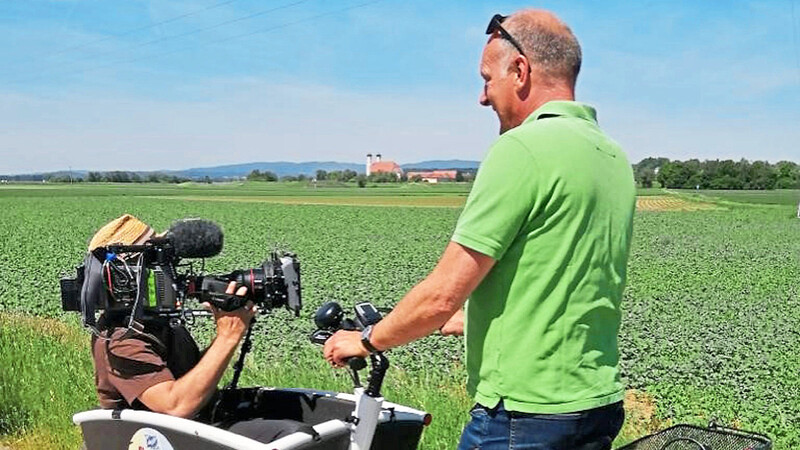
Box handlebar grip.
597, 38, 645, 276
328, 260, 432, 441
309, 330, 333, 345
308, 330, 366, 371
347, 357, 367, 371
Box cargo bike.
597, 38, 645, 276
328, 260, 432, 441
74, 301, 430, 450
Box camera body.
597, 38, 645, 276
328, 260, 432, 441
60, 240, 301, 325
192, 253, 301, 313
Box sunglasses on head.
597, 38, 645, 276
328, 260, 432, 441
486, 14, 528, 61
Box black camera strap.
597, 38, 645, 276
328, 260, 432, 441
80, 251, 106, 329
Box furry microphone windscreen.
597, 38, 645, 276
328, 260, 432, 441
167, 218, 224, 258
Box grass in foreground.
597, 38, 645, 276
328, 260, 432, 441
0, 314, 96, 449
0, 313, 660, 449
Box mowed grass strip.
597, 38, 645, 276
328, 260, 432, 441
148, 195, 469, 207
636, 195, 720, 211
158, 193, 691, 209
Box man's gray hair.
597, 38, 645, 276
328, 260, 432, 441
503, 10, 582, 85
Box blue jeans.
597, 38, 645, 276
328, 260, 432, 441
457, 400, 624, 450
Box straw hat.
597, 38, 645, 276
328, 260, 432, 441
88, 214, 155, 251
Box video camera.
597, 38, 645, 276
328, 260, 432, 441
60, 219, 301, 327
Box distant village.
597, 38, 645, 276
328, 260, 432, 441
246, 153, 473, 185
2, 154, 476, 184
364, 154, 466, 183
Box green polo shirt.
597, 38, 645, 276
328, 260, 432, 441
452, 101, 635, 414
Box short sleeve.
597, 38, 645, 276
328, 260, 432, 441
104, 331, 175, 406
452, 135, 538, 260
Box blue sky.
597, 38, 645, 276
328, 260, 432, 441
0, 0, 798, 174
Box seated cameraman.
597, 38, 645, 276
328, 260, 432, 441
88, 214, 304, 442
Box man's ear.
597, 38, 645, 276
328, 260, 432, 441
514, 56, 530, 88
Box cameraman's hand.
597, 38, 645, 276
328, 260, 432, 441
203, 281, 257, 344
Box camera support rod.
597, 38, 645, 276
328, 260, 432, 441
226, 317, 256, 390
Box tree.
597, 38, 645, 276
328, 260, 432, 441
775, 161, 800, 189
637, 169, 655, 188
636, 157, 670, 173
247, 170, 278, 182
368, 172, 399, 183
107, 171, 131, 183
315, 169, 328, 181
247, 169, 262, 181
746, 161, 777, 190
342, 169, 357, 182
657, 161, 688, 188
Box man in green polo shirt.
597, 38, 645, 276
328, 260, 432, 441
324, 8, 635, 449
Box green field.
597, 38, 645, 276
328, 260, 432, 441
1, 183, 798, 449
674, 189, 800, 206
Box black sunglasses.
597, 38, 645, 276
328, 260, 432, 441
486, 14, 528, 62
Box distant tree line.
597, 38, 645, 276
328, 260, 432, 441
246, 169, 360, 183
634, 157, 800, 190
38, 171, 200, 183
88, 171, 199, 183
313, 169, 359, 182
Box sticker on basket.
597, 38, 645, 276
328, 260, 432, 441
128, 427, 175, 450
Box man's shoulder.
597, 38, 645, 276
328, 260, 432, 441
99, 327, 170, 359
493, 119, 566, 155
511, 113, 586, 140
481, 118, 588, 173
505, 112, 623, 162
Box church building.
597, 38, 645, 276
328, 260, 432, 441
366, 154, 403, 177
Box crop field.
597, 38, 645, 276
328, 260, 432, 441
1, 184, 799, 449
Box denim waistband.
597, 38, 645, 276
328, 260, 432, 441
476, 399, 623, 419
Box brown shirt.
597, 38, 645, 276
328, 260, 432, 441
92, 322, 200, 410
